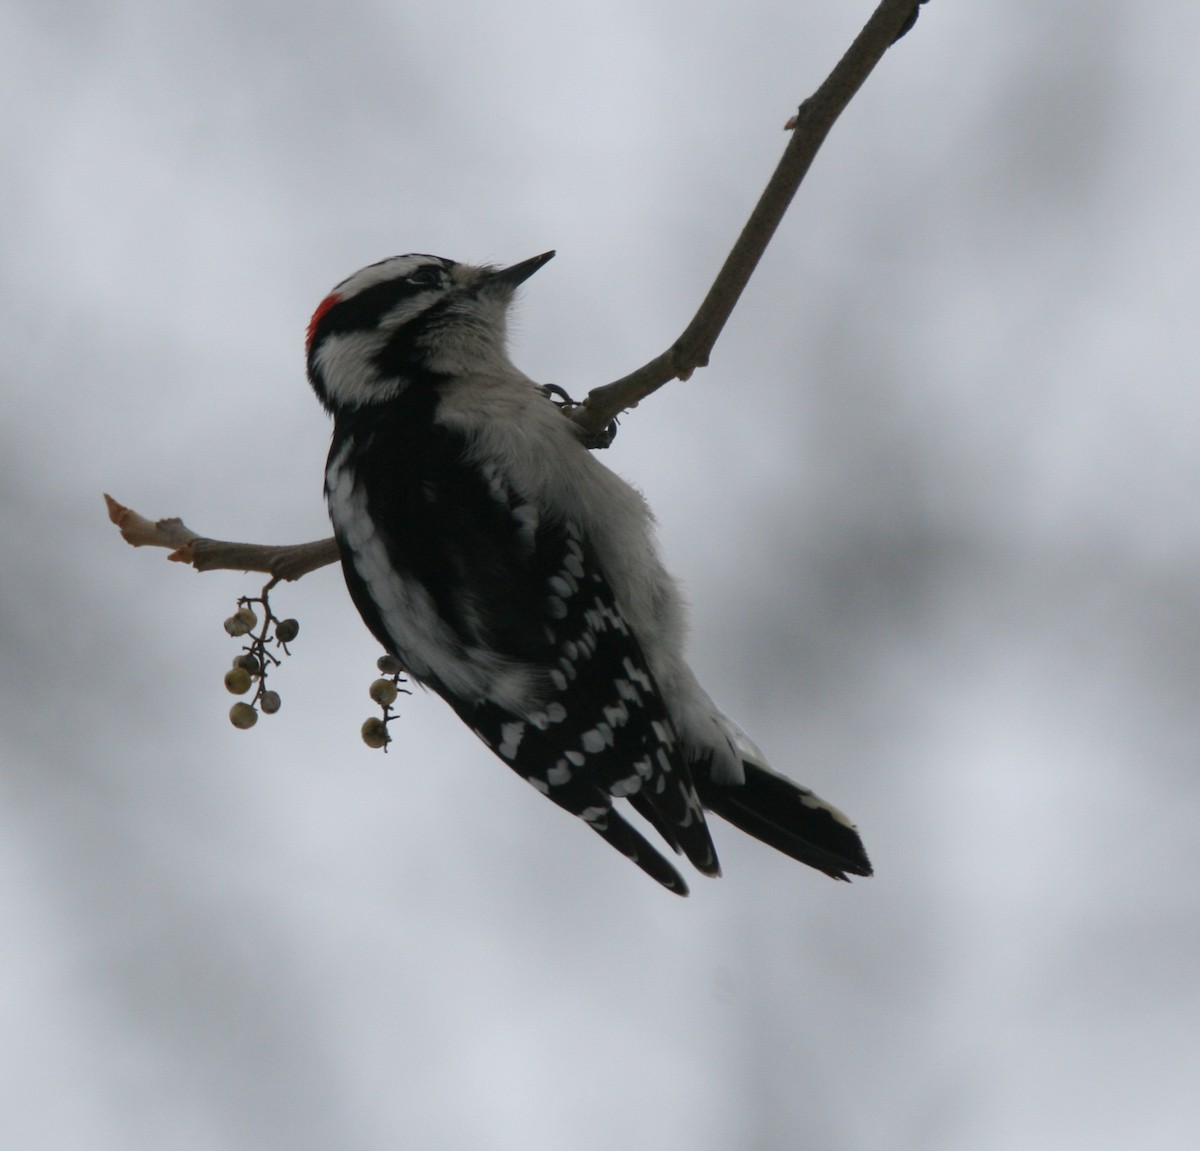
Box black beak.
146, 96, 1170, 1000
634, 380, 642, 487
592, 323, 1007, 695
486, 250, 556, 289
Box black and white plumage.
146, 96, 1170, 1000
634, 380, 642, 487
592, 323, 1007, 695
307, 251, 871, 894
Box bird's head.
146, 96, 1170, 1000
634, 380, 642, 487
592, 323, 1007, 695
306, 251, 555, 414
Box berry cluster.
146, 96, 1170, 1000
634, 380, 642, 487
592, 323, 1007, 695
222, 583, 299, 730
361, 654, 410, 750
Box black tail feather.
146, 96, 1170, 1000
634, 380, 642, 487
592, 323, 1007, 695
588, 807, 691, 895
627, 787, 722, 878
627, 791, 684, 855
697, 763, 872, 881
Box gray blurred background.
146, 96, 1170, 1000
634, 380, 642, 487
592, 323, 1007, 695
3, 2, 1198, 1148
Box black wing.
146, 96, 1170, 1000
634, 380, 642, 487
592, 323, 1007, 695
329, 406, 719, 894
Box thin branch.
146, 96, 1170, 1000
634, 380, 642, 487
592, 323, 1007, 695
106, 0, 926, 578
569, 0, 924, 437
104, 494, 340, 580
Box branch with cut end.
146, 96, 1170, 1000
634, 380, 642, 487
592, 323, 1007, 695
568, 0, 926, 438
104, 493, 340, 581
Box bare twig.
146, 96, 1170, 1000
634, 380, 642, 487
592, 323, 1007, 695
569, 0, 924, 437
106, 0, 925, 576
104, 494, 340, 580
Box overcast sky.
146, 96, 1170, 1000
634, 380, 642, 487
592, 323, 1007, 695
3, 2, 1198, 1148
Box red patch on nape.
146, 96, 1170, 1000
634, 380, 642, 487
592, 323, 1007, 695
306, 292, 341, 353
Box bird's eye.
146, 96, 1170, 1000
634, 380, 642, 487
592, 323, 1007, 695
408, 267, 442, 287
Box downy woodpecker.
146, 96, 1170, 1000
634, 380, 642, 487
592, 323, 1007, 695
307, 251, 871, 894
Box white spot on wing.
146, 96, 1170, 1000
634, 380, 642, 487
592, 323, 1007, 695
623, 658, 651, 690
581, 729, 606, 754
562, 545, 585, 579
603, 702, 629, 727
512, 503, 539, 551
498, 722, 525, 759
